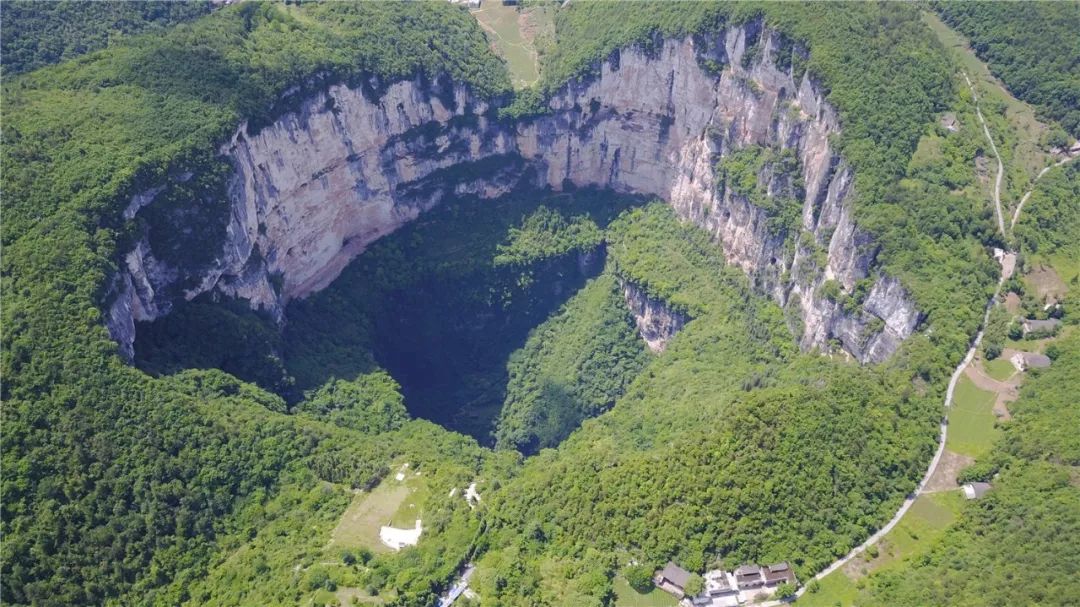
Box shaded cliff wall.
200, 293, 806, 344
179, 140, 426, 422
108, 24, 921, 363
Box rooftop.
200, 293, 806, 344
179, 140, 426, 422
963, 482, 992, 500
1023, 318, 1061, 331
734, 564, 761, 577
1024, 352, 1052, 368
658, 562, 691, 588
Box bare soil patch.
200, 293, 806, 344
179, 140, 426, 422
1026, 264, 1067, 302
1005, 291, 1022, 314
924, 449, 975, 493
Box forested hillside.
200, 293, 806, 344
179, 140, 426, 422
1014, 161, 1080, 265
471, 204, 945, 605
1, 4, 509, 605
934, 1, 1080, 139
5, 1, 1071, 606
1, 0, 212, 75
859, 331, 1080, 606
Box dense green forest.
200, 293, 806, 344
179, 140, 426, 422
0, 1, 212, 75
473, 204, 940, 605
494, 274, 650, 453
1, 3, 509, 605
4, 1, 1072, 605
858, 332, 1080, 606
934, 1, 1080, 139
1014, 161, 1080, 264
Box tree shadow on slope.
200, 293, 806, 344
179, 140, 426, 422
283, 188, 644, 442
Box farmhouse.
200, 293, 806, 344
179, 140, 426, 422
689, 570, 740, 607
963, 482, 992, 500
762, 562, 796, 587
734, 564, 764, 590
1011, 351, 1052, 371
1021, 318, 1061, 337
655, 562, 692, 598
658, 561, 799, 606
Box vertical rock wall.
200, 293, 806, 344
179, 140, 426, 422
108, 23, 921, 364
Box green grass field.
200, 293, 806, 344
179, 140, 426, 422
327, 468, 429, 554
613, 577, 678, 607
389, 471, 430, 528
947, 375, 1001, 459
984, 357, 1016, 382
472, 2, 553, 87
796, 492, 964, 606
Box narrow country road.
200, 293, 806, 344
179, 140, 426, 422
792, 70, 1031, 602
1010, 155, 1077, 231
792, 254, 1011, 600
964, 72, 1006, 235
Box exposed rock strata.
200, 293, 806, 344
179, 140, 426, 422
108, 23, 922, 364
620, 280, 688, 353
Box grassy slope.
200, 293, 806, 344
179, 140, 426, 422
471, 1, 554, 88
797, 492, 964, 607
922, 11, 1052, 206
946, 376, 1000, 459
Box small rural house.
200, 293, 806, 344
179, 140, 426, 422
734, 565, 764, 590
690, 570, 740, 607
1022, 318, 1061, 337
762, 562, 796, 587
654, 562, 691, 598
963, 482, 992, 500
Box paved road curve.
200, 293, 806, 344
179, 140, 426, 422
791, 70, 1026, 603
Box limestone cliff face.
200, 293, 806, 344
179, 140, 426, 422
620, 280, 687, 353
108, 22, 921, 363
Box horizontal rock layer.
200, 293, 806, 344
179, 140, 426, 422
108, 22, 921, 363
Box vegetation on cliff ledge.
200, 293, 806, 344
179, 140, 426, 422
4, 2, 1072, 605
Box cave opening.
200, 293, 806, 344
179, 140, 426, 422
133, 188, 646, 444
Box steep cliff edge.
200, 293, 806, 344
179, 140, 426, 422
109, 23, 921, 363
619, 280, 688, 353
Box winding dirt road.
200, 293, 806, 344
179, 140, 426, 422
964, 72, 1006, 235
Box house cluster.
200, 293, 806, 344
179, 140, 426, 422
654, 561, 797, 607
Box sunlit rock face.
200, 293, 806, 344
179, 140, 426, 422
619, 280, 688, 353
108, 22, 920, 364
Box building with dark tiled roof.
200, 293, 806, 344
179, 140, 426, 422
654, 562, 691, 598
1022, 318, 1061, 336
963, 482, 992, 500
734, 564, 764, 590
763, 562, 796, 587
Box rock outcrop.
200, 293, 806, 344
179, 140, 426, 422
108, 22, 922, 364
620, 280, 688, 353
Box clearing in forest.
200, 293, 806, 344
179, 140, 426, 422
796, 492, 964, 607
946, 375, 1001, 459
327, 466, 429, 553
922, 11, 1050, 183
471, 1, 554, 87
613, 575, 678, 607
